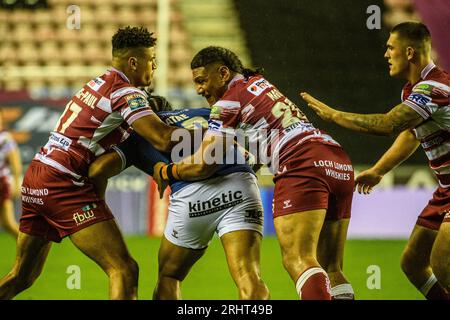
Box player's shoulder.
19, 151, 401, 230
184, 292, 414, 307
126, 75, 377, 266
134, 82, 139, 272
412, 66, 450, 97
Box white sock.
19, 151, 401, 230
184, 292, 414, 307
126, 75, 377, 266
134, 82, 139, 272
331, 283, 354, 300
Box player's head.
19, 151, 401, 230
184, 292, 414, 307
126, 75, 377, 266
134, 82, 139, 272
191, 46, 262, 106
112, 26, 157, 87
384, 22, 431, 78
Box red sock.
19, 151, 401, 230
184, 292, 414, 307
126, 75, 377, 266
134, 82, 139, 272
296, 267, 332, 300
425, 282, 450, 300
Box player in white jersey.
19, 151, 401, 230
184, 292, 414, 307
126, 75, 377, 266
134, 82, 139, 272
0, 109, 22, 238
302, 22, 450, 299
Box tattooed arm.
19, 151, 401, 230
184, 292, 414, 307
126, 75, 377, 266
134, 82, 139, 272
300, 92, 423, 136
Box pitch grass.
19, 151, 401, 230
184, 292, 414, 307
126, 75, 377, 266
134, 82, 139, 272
0, 233, 423, 300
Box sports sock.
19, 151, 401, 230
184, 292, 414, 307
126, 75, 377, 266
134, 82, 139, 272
420, 274, 450, 300
331, 283, 355, 300
295, 267, 332, 300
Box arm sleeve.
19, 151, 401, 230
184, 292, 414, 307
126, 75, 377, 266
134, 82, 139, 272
403, 81, 449, 120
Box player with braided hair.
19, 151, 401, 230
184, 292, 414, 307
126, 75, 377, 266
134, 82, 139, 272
153, 46, 356, 300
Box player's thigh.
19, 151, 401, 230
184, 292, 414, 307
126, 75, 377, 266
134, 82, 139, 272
157, 236, 205, 280
318, 218, 350, 269
403, 224, 437, 265
69, 219, 134, 270
220, 230, 263, 276
12, 231, 52, 278
274, 209, 327, 256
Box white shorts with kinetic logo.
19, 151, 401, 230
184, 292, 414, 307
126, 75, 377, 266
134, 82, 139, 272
164, 172, 264, 249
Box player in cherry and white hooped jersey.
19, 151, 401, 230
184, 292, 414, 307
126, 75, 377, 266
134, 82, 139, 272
0, 109, 22, 238
0, 27, 182, 300
302, 22, 450, 299
153, 47, 356, 300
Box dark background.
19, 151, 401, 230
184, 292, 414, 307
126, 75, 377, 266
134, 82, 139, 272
234, 0, 427, 165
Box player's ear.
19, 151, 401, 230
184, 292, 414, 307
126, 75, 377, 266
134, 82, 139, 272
128, 56, 138, 71
406, 46, 415, 61
219, 65, 231, 82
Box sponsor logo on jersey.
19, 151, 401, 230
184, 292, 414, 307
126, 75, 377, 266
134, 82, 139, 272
210, 105, 222, 120
413, 84, 432, 96
432, 86, 449, 98
188, 190, 243, 217
247, 79, 273, 96
208, 119, 223, 132
125, 94, 148, 111
443, 209, 450, 219
408, 93, 432, 106
73, 203, 97, 226
87, 77, 105, 91
48, 132, 72, 151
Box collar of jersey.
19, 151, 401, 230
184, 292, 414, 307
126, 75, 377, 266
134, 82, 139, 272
421, 60, 436, 79
228, 74, 245, 90
109, 67, 131, 84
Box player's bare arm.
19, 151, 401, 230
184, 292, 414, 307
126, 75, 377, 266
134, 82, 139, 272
152, 132, 229, 197
300, 92, 423, 136
356, 130, 420, 194
131, 113, 182, 153
89, 151, 124, 199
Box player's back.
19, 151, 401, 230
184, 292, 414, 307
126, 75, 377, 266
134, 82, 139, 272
37, 68, 152, 178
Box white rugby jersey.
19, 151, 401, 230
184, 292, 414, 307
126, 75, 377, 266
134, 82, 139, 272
0, 130, 17, 178
402, 61, 450, 187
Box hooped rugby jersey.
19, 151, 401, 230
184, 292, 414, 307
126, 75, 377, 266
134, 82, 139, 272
116, 108, 253, 193
206, 74, 341, 174
0, 130, 17, 178
36, 68, 154, 178
402, 61, 450, 187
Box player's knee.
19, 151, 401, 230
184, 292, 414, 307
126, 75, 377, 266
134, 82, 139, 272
109, 257, 139, 282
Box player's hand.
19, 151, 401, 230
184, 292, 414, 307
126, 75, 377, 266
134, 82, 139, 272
153, 162, 169, 199
355, 168, 384, 194
299, 92, 338, 122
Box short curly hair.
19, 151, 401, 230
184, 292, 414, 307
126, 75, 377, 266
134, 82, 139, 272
112, 26, 157, 55
191, 46, 263, 78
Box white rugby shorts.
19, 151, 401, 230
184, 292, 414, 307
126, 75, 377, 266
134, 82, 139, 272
164, 172, 263, 249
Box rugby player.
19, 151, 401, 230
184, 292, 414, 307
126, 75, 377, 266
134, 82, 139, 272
153, 47, 356, 300
0, 109, 21, 238
0, 26, 183, 300
301, 22, 450, 299
88, 100, 270, 300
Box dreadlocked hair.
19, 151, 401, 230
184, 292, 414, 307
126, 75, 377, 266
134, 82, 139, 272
191, 46, 263, 79
112, 26, 156, 54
